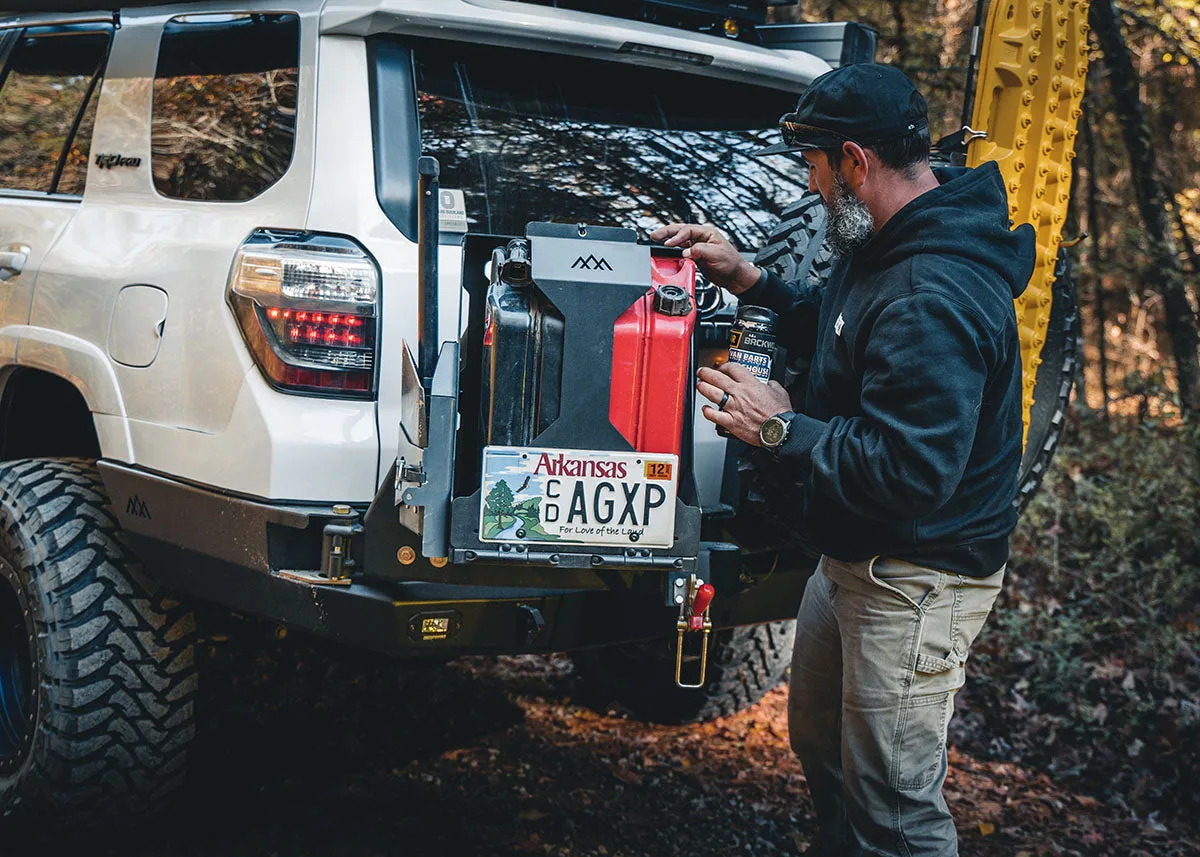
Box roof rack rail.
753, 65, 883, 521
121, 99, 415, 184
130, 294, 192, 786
513, 0, 799, 41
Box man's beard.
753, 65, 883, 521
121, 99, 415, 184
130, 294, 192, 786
824, 172, 875, 258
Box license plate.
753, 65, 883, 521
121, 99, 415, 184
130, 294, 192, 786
479, 446, 678, 548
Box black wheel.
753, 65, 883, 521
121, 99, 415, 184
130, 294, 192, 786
572, 621, 795, 724
1015, 249, 1078, 512
0, 459, 197, 824
737, 189, 1077, 528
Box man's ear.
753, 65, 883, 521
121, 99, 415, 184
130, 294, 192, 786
841, 140, 870, 188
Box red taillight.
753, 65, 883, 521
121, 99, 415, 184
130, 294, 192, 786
227, 230, 380, 398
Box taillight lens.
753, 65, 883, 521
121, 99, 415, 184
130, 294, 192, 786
227, 230, 380, 397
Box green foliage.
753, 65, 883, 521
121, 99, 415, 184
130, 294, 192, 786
485, 479, 515, 521
514, 496, 542, 524
967, 410, 1200, 827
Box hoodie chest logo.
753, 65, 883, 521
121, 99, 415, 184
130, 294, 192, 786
835, 313, 845, 337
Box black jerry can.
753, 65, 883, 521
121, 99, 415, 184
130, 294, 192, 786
480, 240, 564, 446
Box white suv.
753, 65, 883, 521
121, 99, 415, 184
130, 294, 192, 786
0, 0, 886, 822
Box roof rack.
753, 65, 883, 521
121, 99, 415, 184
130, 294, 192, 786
515, 0, 799, 41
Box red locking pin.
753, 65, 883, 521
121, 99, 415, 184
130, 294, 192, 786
690, 583, 715, 631
674, 576, 715, 688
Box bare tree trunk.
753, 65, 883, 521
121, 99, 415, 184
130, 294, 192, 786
1083, 101, 1111, 423
890, 0, 910, 64
1155, 76, 1200, 277
1090, 0, 1200, 413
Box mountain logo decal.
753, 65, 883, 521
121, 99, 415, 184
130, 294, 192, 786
571, 255, 613, 271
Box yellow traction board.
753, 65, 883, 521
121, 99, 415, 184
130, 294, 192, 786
966, 0, 1090, 442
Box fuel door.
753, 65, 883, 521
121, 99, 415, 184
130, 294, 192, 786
108, 285, 168, 368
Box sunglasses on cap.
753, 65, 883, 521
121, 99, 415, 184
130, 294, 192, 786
778, 112, 853, 151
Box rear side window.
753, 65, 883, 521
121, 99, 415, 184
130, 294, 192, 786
0, 26, 111, 195
151, 13, 299, 202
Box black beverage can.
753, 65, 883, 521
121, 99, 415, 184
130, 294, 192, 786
728, 305, 778, 383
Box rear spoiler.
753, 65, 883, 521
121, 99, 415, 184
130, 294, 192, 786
759, 21, 878, 68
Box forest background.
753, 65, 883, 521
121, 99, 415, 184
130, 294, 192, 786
774, 0, 1200, 837
0, 1, 1194, 849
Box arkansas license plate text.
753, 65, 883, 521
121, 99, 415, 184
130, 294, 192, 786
479, 446, 678, 548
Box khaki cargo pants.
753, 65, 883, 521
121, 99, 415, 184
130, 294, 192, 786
788, 555, 1004, 857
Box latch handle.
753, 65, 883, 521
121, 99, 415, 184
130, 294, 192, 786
674, 576, 714, 688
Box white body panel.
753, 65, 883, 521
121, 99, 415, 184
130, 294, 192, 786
0, 198, 79, 364
304, 35, 466, 488
13, 2, 379, 501
0, 0, 829, 506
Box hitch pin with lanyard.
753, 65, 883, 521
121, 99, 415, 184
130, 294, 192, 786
674, 576, 716, 688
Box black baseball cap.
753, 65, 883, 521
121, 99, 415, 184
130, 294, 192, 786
755, 64, 929, 156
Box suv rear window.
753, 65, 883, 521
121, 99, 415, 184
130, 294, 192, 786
413, 40, 807, 251
0, 26, 111, 195
151, 13, 299, 202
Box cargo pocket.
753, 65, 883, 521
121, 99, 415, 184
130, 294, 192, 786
913, 646, 967, 676
896, 674, 955, 792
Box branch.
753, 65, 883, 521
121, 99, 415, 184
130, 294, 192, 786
1119, 6, 1200, 74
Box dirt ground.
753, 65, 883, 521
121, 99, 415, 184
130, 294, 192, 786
9, 625, 1198, 857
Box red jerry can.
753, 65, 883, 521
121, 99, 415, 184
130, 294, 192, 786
609, 254, 697, 456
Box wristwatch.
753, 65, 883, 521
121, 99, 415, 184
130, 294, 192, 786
759, 411, 796, 451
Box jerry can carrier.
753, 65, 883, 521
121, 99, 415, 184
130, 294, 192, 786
359, 159, 717, 684
380, 217, 704, 571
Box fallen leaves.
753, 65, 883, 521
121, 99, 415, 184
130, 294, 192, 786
27, 629, 1195, 857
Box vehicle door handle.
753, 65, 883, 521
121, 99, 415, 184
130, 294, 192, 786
0, 245, 30, 282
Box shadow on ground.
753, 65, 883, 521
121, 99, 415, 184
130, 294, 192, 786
8, 617, 1198, 857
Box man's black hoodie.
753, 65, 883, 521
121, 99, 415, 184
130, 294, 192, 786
740, 161, 1036, 578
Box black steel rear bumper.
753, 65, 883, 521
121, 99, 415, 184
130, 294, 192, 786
99, 462, 810, 658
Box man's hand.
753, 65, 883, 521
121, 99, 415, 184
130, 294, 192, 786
696, 363, 793, 445
650, 223, 761, 295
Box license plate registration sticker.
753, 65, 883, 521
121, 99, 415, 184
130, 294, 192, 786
479, 446, 678, 548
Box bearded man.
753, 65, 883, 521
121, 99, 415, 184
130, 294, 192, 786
651, 64, 1036, 857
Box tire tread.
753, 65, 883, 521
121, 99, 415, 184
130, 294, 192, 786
0, 459, 196, 822
573, 621, 795, 725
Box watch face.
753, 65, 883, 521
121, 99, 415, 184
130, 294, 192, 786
761, 417, 786, 447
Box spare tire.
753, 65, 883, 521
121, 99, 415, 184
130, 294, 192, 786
1015, 249, 1078, 511
737, 189, 1077, 523
572, 621, 796, 724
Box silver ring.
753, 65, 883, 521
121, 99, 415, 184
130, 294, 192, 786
718, 392, 730, 411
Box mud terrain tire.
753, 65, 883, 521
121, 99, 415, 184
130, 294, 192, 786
0, 459, 197, 824
572, 621, 795, 724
